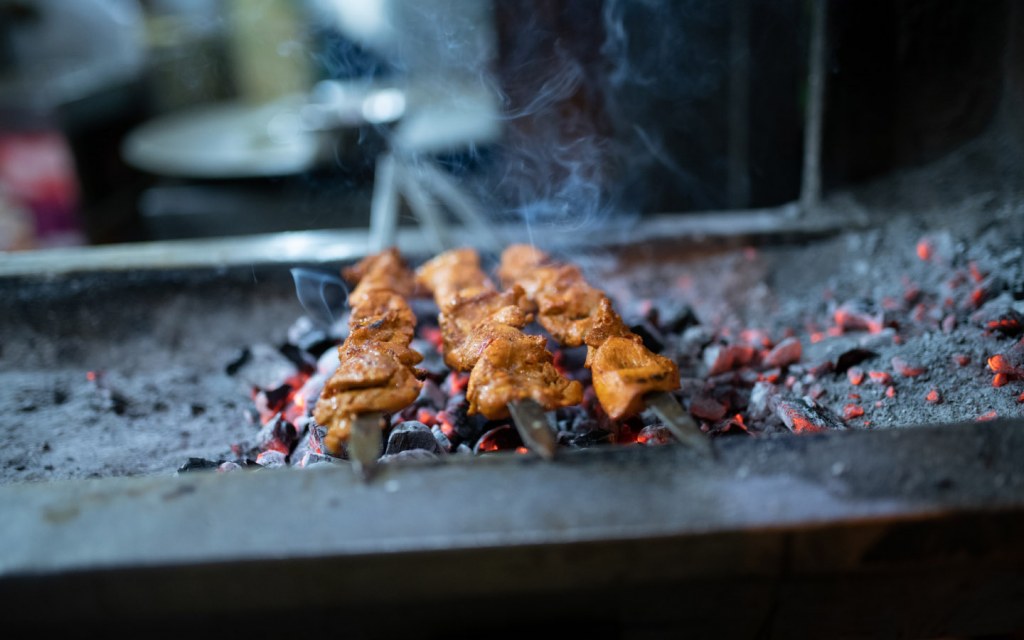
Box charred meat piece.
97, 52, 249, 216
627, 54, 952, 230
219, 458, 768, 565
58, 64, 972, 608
468, 333, 583, 419
499, 244, 682, 422
590, 335, 680, 420
415, 247, 582, 417
438, 287, 533, 370
416, 247, 494, 308
313, 249, 423, 455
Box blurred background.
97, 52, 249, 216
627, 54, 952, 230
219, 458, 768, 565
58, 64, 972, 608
0, 0, 1016, 251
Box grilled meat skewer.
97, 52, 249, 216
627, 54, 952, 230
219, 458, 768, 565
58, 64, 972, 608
314, 248, 424, 477
498, 244, 710, 454
416, 248, 582, 458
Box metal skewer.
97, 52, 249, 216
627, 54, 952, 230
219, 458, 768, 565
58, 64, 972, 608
645, 391, 715, 457
507, 398, 559, 460
347, 413, 386, 480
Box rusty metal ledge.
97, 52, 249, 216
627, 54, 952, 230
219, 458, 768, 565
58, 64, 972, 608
1, 420, 1022, 636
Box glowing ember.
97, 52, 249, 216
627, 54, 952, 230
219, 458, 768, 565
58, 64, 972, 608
833, 301, 885, 334
868, 371, 893, 385
916, 239, 933, 261
704, 343, 756, 376
763, 337, 802, 368
776, 399, 844, 434
195, 232, 1022, 474
847, 367, 865, 385
891, 356, 925, 377
637, 424, 674, 445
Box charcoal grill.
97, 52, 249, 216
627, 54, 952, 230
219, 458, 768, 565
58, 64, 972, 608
3, 2, 1024, 637
2, 218, 1024, 638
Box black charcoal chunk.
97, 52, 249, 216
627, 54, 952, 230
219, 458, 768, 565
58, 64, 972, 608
629, 321, 665, 354
386, 421, 443, 455
177, 457, 222, 474
380, 449, 440, 465
431, 425, 452, 452
256, 414, 300, 453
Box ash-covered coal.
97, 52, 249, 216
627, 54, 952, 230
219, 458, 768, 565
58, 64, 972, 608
2, 128, 1021, 484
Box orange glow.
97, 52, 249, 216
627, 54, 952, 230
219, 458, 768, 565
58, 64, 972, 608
1018, 391, 1024, 403
988, 354, 1010, 373
977, 410, 998, 421
970, 287, 986, 307
988, 318, 1022, 333
437, 411, 456, 438
789, 415, 825, 434
916, 240, 933, 261
968, 261, 985, 284
885, 386, 896, 399
925, 389, 942, 404
891, 357, 925, 377
448, 372, 470, 395
868, 371, 893, 385
847, 368, 865, 385
810, 332, 825, 344
514, 446, 529, 454
86, 371, 98, 382
476, 439, 500, 453
993, 373, 1008, 388
421, 326, 444, 350
833, 307, 883, 334
843, 404, 864, 420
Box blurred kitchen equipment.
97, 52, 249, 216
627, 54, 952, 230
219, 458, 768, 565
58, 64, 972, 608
119, 0, 503, 242
313, 0, 504, 252
120, 81, 405, 180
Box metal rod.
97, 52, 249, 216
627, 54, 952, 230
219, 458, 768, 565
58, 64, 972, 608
369, 153, 399, 252
347, 413, 385, 480
646, 391, 715, 457
394, 161, 450, 254
799, 0, 828, 216
507, 399, 559, 460
413, 159, 505, 253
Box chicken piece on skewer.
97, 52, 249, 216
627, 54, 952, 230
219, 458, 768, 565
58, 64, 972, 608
415, 248, 583, 457
313, 248, 423, 474
499, 244, 710, 454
